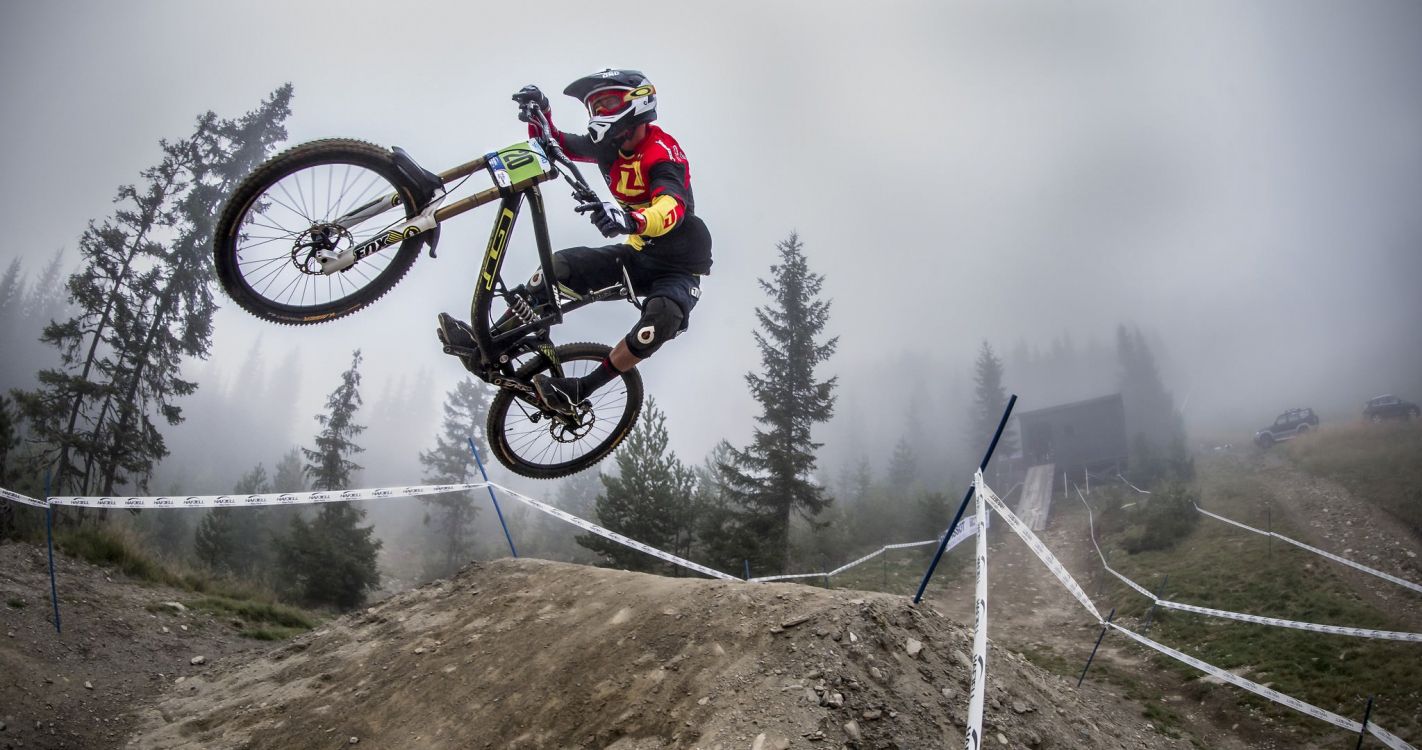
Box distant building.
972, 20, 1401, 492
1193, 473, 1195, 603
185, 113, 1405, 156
1015, 394, 1128, 473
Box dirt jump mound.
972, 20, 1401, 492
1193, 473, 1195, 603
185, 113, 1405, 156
127, 559, 1189, 749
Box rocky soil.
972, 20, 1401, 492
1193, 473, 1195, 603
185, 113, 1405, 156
0, 542, 268, 750
124, 558, 1199, 749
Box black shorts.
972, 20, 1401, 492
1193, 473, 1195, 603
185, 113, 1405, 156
555, 215, 711, 326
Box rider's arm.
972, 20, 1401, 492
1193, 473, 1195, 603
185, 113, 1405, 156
531, 112, 597, 163
635, 143, 692, 238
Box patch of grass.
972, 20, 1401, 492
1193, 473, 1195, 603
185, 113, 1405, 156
1142, 702, 1185, 738
1018, 644, 1076, 678
239, 625, 307, 641
56, 522, 321, 638
186, 595, 315, 629
57, 525, 169, 582
6, 596, 26, 609
1093, 455, 1422, 740
1285, 421, 1422, 536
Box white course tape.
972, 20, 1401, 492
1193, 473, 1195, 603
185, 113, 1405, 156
1195, 504, 1422, 595
753, 521, 977, 583
1274, 534, 1422, 596
485, 482, 737, 581
1194, 504, 1269, 536
1371, 725, 1418, 750
964, 473, 989, 750
1, 486, 47, 508
1110, 623, 1416, 750
981, 478, 1102, 622
1077, 487, 1158, 600
40, 483, 491, 509
1117, 473, 1151, 494
884, 539, 940, 551
1091, 492, 1421, 641
1157, 601, 1422, 642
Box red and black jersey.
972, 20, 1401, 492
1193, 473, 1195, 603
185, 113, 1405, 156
534, 117, 694, 238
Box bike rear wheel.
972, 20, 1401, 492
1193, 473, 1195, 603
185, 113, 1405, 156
214, 139, 424, 325
487, 342, 644, 479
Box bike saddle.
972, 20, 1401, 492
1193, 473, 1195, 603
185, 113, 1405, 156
392, 146, 445, 207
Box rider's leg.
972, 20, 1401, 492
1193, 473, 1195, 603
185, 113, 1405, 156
443, 243, 631, 361
493, 244, 631, 332
535, 277, 698, 414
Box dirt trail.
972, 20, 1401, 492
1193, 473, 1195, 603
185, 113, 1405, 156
0, 542, 268, 750
124, 558, 1206, 750
923, 479, 1391, 750
1234, 452, 1422, 628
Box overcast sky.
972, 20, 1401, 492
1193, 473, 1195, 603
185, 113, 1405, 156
3, 1, 1420, 488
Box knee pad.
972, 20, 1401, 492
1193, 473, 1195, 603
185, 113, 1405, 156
524, 255, 573, 303
625, 297, 685, 358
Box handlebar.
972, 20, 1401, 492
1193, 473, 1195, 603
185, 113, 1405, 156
521, 103, 600, 204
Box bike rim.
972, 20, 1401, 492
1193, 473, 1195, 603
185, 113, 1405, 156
497, 358, 633, 470
232, 163, 410, 311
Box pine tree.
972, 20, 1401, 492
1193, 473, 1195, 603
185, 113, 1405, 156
715, 233, 838, 573
695, 441, 759, 574
22, 247, 70, 331
15, 144, 190, 495
304, 350, 366, 491
0, 259, 26, 391
277, 350, 381, 609
1116, 326, 1190, 485
913, 490, 951, 537
577, 399, 697, 573
272, 448, 306, 492
969, 341, 1015, 456
418, 377, 492, 579
0, 394, 19, 538
194, 463, 271, 576
93, 86, 293, 493
14, 87, 292, 496
0, 394, 18, 484
887, 437, 919, 490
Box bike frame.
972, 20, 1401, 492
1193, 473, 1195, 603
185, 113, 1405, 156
320, 107, 627, 392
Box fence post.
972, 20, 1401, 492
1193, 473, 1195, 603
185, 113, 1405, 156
1077, 608, 1116, 687
914, 395, 1017, 604
44, 470, 61, 635
1356, 695, 1374, 749
744, 559, 751, 581
467, 438, 517, 558
1142, 575, 1169, 633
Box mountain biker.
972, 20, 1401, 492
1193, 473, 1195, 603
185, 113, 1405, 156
438, 69, 712, 415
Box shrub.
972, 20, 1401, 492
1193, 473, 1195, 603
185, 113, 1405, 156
1122, 482, 1200, 554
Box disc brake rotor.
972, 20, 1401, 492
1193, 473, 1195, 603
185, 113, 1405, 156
291, 223, 354, 275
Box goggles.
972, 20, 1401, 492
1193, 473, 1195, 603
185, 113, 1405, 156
584, 84, 655, 117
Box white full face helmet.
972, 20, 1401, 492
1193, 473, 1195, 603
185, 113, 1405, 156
563, 68, 657, 145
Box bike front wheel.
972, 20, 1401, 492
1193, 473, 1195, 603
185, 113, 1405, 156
487, 342, 644, 479
213, 139, 424, 325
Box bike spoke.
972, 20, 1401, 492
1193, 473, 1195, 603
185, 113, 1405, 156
231, 161, 411, 311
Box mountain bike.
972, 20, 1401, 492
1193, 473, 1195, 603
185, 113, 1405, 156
212, 104, 642, 479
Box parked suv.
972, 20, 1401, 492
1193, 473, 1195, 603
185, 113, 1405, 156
1254, 408, 1319, 448
1363, 394, 1420, 422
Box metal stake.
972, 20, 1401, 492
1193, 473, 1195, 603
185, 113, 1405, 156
1142, 575, 1169, 633
1077, 608, 1116, 687
914, 395, 1017, 604
467, 438, 517, 558
44, 470, 61, 635
1356, 695, 1374, 749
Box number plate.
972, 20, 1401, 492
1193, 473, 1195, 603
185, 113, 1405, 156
486, 140, 552, 189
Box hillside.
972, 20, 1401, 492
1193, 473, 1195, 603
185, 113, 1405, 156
122, 558, 1198, 749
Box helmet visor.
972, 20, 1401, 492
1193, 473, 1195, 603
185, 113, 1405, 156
586, 88, 631, 117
